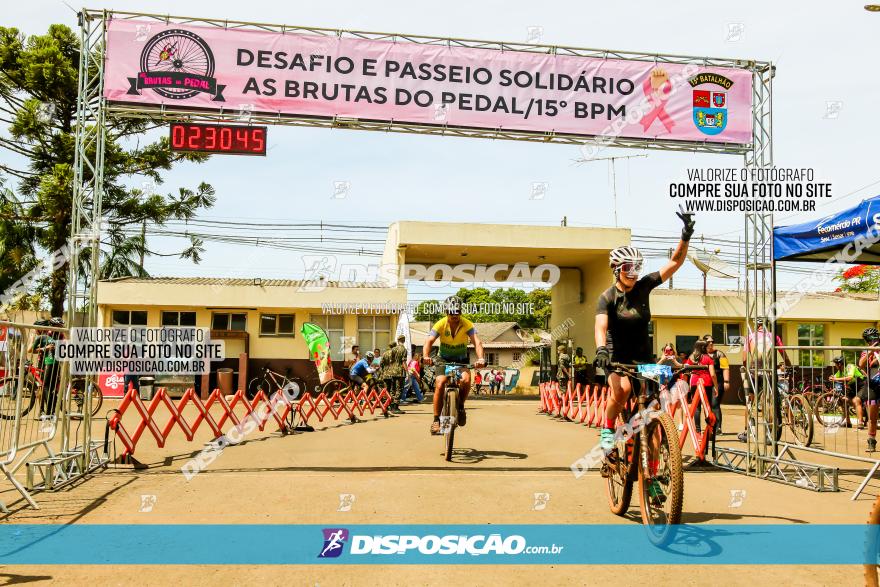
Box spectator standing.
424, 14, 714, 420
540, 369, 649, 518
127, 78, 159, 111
703, 334, 729, 434
380, 342, 404, 414
573, 347, 589, 387
494, 369, 505, 394
371, 349, 381, 368
33, 318, 63, 417
858, 328, 880, 451
402, 353, 424, 403
389, 335, 408, 408
474, 371, 483, 395
557, 345, 571, 395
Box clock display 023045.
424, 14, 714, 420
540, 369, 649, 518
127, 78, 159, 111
169, 123, 267, 155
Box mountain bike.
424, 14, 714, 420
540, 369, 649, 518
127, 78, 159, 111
814, 382, 857, 428
437, 363, 473, 462
602, 363, 697, 545
246, 365, 306, 401
774, 376, 814, 446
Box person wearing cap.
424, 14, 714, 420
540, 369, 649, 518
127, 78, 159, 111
829, 355, 863, 429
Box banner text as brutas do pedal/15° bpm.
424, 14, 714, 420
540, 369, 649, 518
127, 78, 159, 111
104, 20, 752, 145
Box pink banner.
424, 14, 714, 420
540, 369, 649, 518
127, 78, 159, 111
104, 20, 753, 144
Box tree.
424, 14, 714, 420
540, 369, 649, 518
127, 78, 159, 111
0, 24, 215, 315
414, 287, 551, 327
834, 264, 880, 294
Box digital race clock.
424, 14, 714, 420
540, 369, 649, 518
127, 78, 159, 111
169, 123, 267, 156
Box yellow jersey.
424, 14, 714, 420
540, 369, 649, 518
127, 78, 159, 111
430, 316, 475, 360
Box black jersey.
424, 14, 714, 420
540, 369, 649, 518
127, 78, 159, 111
596, 271, 663, 363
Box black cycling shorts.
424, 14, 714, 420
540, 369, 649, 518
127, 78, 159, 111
349, 373, 366, 386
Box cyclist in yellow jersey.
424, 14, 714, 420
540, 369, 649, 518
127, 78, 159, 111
422, 296, 486, 435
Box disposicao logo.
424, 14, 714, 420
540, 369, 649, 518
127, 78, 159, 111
318, 528, 349, 558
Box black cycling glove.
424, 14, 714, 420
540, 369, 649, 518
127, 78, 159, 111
594, 346, 611, 371
677, 206, 695, 242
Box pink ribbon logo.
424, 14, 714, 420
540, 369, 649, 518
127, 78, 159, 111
640, 77, 675, 133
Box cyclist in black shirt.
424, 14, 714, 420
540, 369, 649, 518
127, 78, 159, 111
594, 209, 695, 452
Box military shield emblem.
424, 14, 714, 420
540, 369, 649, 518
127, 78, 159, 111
689, 73, 733, 136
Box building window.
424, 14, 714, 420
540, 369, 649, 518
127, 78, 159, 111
512, 352, 522, 362
712, 322, 743, 346
797, 323, 825, 367
310, 315, 345, 361
357, 316, 390, 355
260, 314, 295, 337
212, 312, 247, 331
161, 311, 196, 327
112, 310, 148, 326
841, 337, 863, 366
486, 352, 498, 366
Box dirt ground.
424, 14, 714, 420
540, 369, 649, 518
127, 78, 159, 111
0, 398, 876, 585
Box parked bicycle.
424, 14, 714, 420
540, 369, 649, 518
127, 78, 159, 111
0, 363, 102, 420
246, 365, 306, 401
602, 362, 695, 545
814, 381, 857, 428
744, 371, 814, 447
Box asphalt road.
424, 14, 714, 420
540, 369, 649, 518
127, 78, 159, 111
0, 399, 876, 585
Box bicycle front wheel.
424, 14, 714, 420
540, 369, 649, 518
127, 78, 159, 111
442, 388, 457, 462
638, 413, 684, 545
605, 429, 635, 516
0, 377, 35, 420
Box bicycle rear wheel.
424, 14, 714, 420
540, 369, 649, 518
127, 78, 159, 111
246, 376, 271, 400
786, 394, 814, 446
322, 379, 347, 396
815, 392, 843, 428
0, 377, 36, 420
638, 413, 684, 545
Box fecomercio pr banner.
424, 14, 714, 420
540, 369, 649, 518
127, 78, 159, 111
103, 20, 753, 144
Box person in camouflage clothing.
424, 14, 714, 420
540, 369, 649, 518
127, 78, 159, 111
389, 334, 409, 409
379, 342, 404, 414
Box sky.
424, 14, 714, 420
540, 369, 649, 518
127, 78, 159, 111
6, 0, 880, 301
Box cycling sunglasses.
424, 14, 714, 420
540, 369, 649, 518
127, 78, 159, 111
619, 261, 643, 278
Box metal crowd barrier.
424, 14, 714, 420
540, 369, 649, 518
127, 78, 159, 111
0, 321, 68, 511
717, 343, 880, 499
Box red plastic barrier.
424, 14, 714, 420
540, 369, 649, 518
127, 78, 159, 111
108, 386, 392, 458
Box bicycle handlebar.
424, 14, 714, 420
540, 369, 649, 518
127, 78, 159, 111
609, 361, 703, 379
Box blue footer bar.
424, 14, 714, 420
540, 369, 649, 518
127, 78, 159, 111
0, 524, 877, 564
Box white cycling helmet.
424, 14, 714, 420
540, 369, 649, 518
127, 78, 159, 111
609, 246, 644, 279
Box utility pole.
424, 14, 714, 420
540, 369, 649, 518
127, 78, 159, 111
577, 154, 647, 227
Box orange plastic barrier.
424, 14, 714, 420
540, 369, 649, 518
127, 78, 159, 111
108, 386, 392, 459
538, 378, 717, 462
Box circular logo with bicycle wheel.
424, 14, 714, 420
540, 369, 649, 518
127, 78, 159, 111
126, 29, 226, 102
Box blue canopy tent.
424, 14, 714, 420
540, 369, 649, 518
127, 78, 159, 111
774, 195, 880, 264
